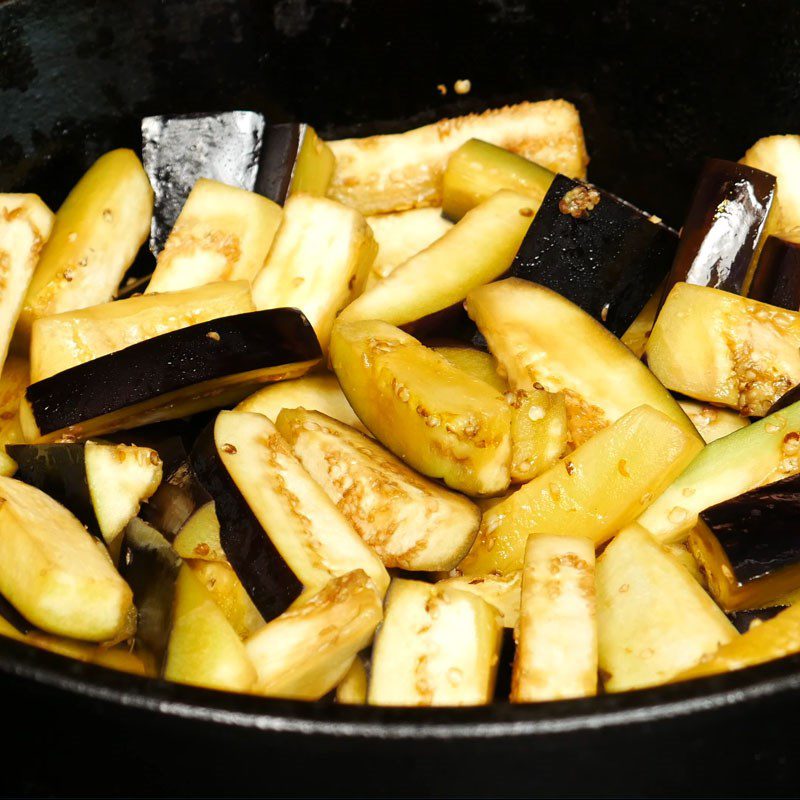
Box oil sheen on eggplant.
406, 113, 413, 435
748, 236, 800, 310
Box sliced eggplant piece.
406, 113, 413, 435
31, 279, 254, 382
142, 110, 268, 255
251, 194, 376, 352
677, 400, 750, 444
21, 309, 321, 443
330, 320, 512, 496
647, 282, 800, 416
740, 135, 800, 241
275, 408, 480, 571
638, 399, 800, 543
511, 535, 597, 702
17, 150, 153, 345
459, 405, 703, 576
146, 180, 281, 294
368, 578, 502, 706
245, 570, 382, 700
509, 176, 677, 336
466, 279, 699, 448
596, 524, 737, 692
442, 138, 555, 222
172, 501, 224, 562
119, 518, 180, 669
366, 208, 452, 289
163, 563, 257, 692
666, 541, 706, 587
0, 355, 30, 472
258, 122, 335, 204
662, 158, 776, 299
236, 373, 367, 434
336, 655, 368, 705
436, 571, 522, 628
328, 100, 588, 215
0, 476, 135, 641
0, 195, 54, 369
337, 190, 535, 330
675, 602, 800, 682
748, 235, 800, 310
688, 473, 800, 611
620, 286, 662, 358
433, 346, 507, 393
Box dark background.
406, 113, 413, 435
3, 0, 800, 796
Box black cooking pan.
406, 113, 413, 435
3, 0, 800, 796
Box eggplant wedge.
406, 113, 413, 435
511, 535, 597, 702
172, 501, 225, 562
638, 399, 800, 542
20, 309, 321, 443
0, 476, 135, 641
677, 400, 750, 444
433, 346, 507, 393
368, 578, 502, 706
328, 100, 588, 215
662, 158, 776, 299
31, 280, 254, 382
459, 405, 702, 576
337, 190, 535, 330
336, 655, 368, 705
466, 279, 699, 447
689, 473, 800, 611
163, 563, 256, 693
620, 287, 662, 358
330, 320, 512, 496
245, 570, 382, 700
748, 235, 800, 310
275, 408, 481, 571
0, 194, 54, 368
366, 208, 452, 288
442, 138, 555, 222
251, 194, 376, 352
596, 524, 737, 692
236, 373, 367, 434
509, 176, 677, 336
647, 282, 800, 416
436, 571, 522, 628
146, 179, 282, 294
0, 355, 30, 474
17, 150, 153, 344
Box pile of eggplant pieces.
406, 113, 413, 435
3, 97, 800, 706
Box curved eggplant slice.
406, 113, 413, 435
20, 309, 321, 443
466, 278, 699, 448
275, 408, 480, 571
677, 400, 750, 444
647, 282, 800, 416
748, 235, 800, 310
17, 149, 153, 345
245, 570, 382, 700
433, 346, 507, 393
330, 320, 512, 496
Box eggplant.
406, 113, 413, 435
251, 194, 377, 352
647, 282, 800, 416
459, 405, 702, 577
728, 606, 787, 634
20, 308, 322, 443
0, 194, 53, 369
367, 578, 502, 706
677, 399, 750, 444
257, 122, 335, 205
335, 655, 369, 705
511, 535, 597, 702
442, 138, 555, 222
508, 175, 677, 337
172, 502, 224, 562
436, 571, 522, 629
688, 473, 800, 611
661, 158, 776, 299
748, 235, 800, 310
328, 100, 588, 215
432, 346, 507, 393
0, 355, 31, 474
596, 524, 737, 692
17, 150, 153, 345
0, 592, 33, 635
245, 570, 382, 700
119, 518, 181, 670
620, 286, 662, 358
145, 180, 282, 294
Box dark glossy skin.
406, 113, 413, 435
509, 175, 678, 336
767, 382, 800, 414
190, 424, 303, 622
748, 235, 800, 310
257, 122, 305, 204
728, 606, 788, 634
663, 158, 776, 299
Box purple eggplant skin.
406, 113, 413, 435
509, 174, 678, 337
24, 308, 322, 439
189, 423, 303, 622
662, 158, 777, 300
700, 472, 800, 583
142, 111, 268, 255
256, 123, 305, 205
748, 235, 800, 310
767, 382, 800, 415
728, 606, 788, 634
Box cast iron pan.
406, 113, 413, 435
3, 0, 800, 796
